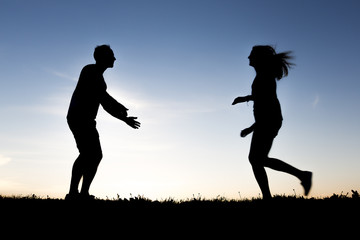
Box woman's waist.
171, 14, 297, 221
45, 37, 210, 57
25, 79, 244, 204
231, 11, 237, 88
254, 110, 283, 123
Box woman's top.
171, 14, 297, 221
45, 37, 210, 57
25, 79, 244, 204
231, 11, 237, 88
251, 74, 283, 126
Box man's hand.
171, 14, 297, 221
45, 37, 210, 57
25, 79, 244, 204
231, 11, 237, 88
125, 116, 141, 129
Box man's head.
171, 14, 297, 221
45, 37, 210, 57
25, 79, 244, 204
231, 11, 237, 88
94, 45, 116, 68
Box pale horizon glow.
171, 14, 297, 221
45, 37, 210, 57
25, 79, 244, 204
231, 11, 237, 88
0, 0, 359, 200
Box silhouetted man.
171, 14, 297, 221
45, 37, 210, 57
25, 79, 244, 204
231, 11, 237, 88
66, 45, 140, 200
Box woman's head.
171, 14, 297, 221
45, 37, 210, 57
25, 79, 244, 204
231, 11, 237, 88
248, 45, 294, 80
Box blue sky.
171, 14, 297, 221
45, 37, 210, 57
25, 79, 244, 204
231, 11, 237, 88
0, 0, 359, 199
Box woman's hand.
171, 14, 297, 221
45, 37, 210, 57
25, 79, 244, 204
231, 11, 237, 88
232, 96, 250, 105
240, 126, 254, 138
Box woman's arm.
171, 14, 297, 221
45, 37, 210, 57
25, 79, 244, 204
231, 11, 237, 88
240, 123, 255, 137
232, 95, 253, 105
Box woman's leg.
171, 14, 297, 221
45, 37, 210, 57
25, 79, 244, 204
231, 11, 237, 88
251, 164, 272, 199
264, 158, 303, 179
264, 158, 312, 195
248, 121, 312, 197
248, 131, 274, 199
249, 130, 312, 196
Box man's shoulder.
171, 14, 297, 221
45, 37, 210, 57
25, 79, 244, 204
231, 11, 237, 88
81, 64, 97, 72
79, 64, 101, 79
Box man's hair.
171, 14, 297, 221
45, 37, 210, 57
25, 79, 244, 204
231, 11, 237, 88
93, 45, 113, 62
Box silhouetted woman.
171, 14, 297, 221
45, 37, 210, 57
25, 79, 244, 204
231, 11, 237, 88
232, 45, 312, 199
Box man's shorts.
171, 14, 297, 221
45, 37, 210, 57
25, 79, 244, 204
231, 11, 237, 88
67, 120, 102, 159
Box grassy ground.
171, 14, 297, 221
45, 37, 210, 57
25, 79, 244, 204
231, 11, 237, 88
1, 191, 359, 237
1, 190, 359, 211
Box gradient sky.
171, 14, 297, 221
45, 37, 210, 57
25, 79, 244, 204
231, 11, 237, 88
0, 0, 359, 199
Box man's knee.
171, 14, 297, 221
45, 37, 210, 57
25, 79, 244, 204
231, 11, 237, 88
93, 150, 103, 164
82, 149, 102, 165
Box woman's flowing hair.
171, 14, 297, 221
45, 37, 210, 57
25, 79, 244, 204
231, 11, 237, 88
252, 45, 295, 80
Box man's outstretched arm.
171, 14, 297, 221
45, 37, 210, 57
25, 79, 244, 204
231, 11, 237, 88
101, 92, 140, 129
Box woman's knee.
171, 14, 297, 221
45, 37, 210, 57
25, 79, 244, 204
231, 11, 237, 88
248, 153, 256, 166
248, 152, 265, 167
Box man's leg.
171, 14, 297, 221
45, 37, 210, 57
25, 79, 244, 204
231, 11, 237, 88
69, 155, 84, 195
67, 122, 102, 199
80, 150, 102, 196
79, 127, 102, 197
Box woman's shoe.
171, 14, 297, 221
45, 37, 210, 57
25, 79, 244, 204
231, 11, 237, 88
301, 171, 312, 196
